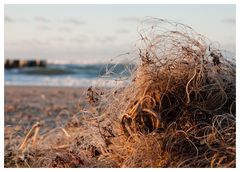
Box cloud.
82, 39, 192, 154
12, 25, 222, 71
5, 16, 30, 23
36, 25, 52, 31
17, 39, 51, 48
71, 35, 89, 43
117, 29, 129, 34
5, 16, 14, 22
5, 42, 17, 46
18, 18, 29, 23
119, 17, 141, 23
51, 37, 65, 42
34, 16, 50, 23
58, 27, 72, 32
222, 18, 235, 24
96, 36, 117, 42
61, 18, 85, 25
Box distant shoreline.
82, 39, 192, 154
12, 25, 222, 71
4, 63, 133, 87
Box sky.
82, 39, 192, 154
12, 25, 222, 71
4, 4, 236, 63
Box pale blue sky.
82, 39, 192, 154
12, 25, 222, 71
4, 4, 235, 63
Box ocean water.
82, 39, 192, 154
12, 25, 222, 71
5, 50, 234, 88
4, 62, 135, 87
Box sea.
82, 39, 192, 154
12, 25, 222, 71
4, 61, 135, 87
4, 51, 235, 88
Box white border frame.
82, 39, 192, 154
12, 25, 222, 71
1, 1, 238, 171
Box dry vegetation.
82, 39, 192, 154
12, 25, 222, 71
4, 19, 235, 168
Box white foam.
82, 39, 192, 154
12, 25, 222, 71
47, 59, 110, 65
4, 75, 127, 88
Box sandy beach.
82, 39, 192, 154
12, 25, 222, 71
5, 85, 87, 126
4, 86, 87, 147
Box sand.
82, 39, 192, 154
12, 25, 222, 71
4, 85, 87, 147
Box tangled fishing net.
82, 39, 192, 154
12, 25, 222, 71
5, 18, 235, 167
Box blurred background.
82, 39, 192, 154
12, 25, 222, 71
4, 4, 236, 87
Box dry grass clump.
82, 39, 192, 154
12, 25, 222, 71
96, 19, 235, 167
4, 18, 235, 168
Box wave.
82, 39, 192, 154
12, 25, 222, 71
4, 75, 128, 87
4, 63, 135, 87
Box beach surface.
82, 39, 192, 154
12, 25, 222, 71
4, 86, 87, 146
